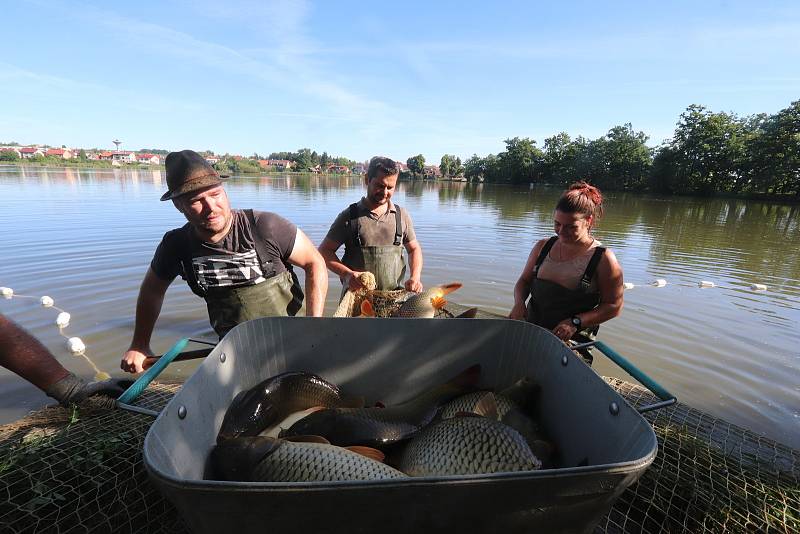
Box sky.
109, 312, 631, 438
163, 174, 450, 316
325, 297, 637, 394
1, 0, 799, 163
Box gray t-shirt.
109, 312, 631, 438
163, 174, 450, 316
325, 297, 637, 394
325, 199, 416, 269
326, 199, 416, 246
151, 209, 297, 290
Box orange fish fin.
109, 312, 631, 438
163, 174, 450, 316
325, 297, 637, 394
431, 296, 447, 310
439, 282, 463, 295
360, 299, 376, 317
284, 435, 330, 445
453, 411, 484, 418
473, 392, 499, 420
346, 446, 386, 463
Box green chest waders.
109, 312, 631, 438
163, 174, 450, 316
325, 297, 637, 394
179, 210, 303, 338
205, 271, 300, 337
526, 236, 606, 363
342, 202, 407, 294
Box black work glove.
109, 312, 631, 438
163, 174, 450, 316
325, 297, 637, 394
45, 372, 134, 406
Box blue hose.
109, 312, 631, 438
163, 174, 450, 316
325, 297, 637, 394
117, 338, 189, 405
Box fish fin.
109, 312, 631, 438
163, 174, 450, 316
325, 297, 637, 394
439, 282, 463, 295
341, 396, 366, 408
431, 296, 447, 310
473, 392, 499, 420
284, 435, 331, 445
455, 307, 479, 319
345, 446, 386, 463
360, 300, 376, 317
448, 364, 482, 391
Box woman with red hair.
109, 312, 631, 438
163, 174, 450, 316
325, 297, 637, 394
509, 182, 624, 358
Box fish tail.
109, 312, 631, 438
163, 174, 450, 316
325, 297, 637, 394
439, 282, 462, 295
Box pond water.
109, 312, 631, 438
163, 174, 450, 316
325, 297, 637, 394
1, 166, 798, 447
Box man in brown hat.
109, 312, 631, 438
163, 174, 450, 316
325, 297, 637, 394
121, 150, 327, 374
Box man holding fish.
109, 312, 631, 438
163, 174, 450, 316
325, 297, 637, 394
318, 156, 424, 295
121, 150, 327, 374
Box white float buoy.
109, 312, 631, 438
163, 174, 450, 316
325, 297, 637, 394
40, 296, 54, 307
623, 282, 635, 290
750, 283, 767, 291
55, 312, 71, 328
66, 337, 86, 355
0, 287, 13, 298
698, 281, 716, 288
650, 279, 667, 287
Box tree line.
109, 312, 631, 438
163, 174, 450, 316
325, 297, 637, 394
460, 100, 799, 197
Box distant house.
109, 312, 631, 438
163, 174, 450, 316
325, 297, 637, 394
309, 165, 321, 173
394, 161, 408, 172
205, 156, 220, 164
136, 153, 161, 165
111, 151, 136, 163
97, 151, 114, 161
45, 148, 74, 159
327, 164, 350, 174
19, 147, 43, 159
352, 163, 366, 174
423, 165, 442, 178
0, 147, 21, 157
268, 159, 293, 170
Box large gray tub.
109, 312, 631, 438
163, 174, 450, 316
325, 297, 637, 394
143, 317, 657, 534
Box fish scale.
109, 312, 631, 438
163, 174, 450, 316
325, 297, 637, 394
251, 441, 407, 482
398, 416, 542, 477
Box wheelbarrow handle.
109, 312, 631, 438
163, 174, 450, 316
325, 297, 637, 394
117, 338, 189, 405
573, 340, 677, 413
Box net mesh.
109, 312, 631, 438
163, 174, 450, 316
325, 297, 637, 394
596, 377, 799, 533
0, 378, 797, 533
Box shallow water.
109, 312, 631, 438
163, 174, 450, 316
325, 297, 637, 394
1, 166, 798, 448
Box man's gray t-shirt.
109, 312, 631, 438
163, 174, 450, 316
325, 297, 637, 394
325, 199, 416, 270
151, 209, 297, 290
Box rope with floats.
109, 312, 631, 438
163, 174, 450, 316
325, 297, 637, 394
0, 286, 111, 380
622, 279, 768, 291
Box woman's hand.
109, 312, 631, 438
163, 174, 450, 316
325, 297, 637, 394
552, 320, 578, 341
508, 302, 527, 321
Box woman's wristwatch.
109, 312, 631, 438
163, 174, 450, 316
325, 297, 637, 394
571, 315, 582, 329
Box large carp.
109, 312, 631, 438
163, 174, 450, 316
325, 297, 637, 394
217, 372, 361, 440
395, 283, 462, 318
211, 435, 407, 482
281, 365, 481, 448
398, 415, 542, 476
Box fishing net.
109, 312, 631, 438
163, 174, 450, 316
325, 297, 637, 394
596, 377, 799, 534
0, 378, 796, 533
0, 382, 185, 534
332, 271, 408, 318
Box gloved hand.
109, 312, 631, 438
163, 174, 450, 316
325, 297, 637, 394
44, 372, 134, 406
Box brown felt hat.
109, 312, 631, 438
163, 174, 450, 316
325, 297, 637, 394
160, 150, 225, 201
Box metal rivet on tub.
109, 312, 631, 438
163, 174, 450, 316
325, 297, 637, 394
609, 402, 619, 416
219, 352, 226, 363
178, 406, 187, 419
561, 355, 568, 366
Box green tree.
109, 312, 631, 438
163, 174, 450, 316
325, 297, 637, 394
587, 124, 651, 190
0, 150, 20, 162
499, 137, 543, 183
407, 154, 425, 177
745, 100, 800, 195
652, 105, 749, 195
78, 149, 88, 162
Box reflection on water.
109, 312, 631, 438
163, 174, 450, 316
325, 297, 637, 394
0, 165, 798, 448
